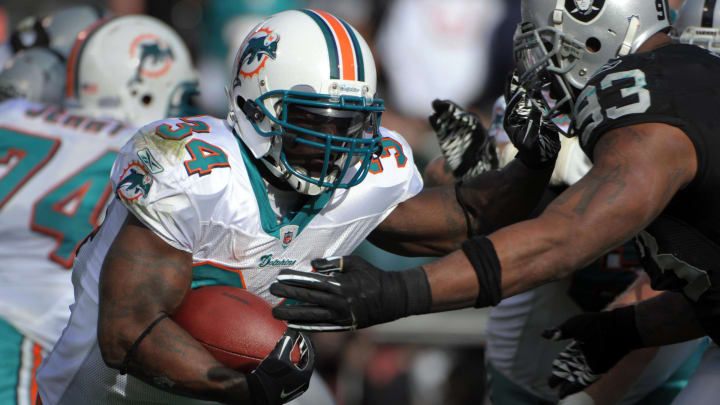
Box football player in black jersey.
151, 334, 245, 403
272, 0, 720, 398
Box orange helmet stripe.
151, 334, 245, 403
65, 17, 111, 99
310, 10, 357, 81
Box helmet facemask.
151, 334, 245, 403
513, 22, 586, 118
243, 88, 383, 195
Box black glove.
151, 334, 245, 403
543, 305, 644, 399
247, 329, 315, 405
428, 99, 499, 180
270, 256, 432, 331
503, 70, 561, 169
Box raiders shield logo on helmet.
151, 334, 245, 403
565, 0, 606, 23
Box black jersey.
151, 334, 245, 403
573, 43, 720, 341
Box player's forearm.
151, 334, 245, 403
461, 158, 552, 234
421, 215, 580, 310
635, 291, 706, 346
120, 318, 252, 404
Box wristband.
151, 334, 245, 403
609, 305, 644, 350
461, 236, 502, 308
399, 266, 432, 316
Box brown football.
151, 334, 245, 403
173, 286, 299, 373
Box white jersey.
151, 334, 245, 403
37, 115, 422, 404
0, 98, 135, 350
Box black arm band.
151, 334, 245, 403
119, 312, 169, 375
609, 305, 644, 350
399, 266, 433, 316
461, 236, 502, 308
455, 181, 476, 239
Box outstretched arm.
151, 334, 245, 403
370, 87, 560, 257
271, 122, 698, 329
425, 122, 696, 308
368, 158, 552, 257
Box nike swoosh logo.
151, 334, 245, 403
280, 385, 304, 400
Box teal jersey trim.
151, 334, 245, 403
235, 137, 332, 239
191, 263, 245, 289
300, 9, 340, 79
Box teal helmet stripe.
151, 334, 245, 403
300, 9, 340, 79
338, 18, 364, 81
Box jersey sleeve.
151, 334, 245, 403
380, 127, 423, 203
574, 46, 712, 164
366, 127, 423, 224
110, 125, 200, 253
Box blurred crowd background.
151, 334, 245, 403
0, 1, 521, 404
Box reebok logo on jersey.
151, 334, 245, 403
259, 254, 296, 268
137, 148, 164, 174
117, 162, 152, 202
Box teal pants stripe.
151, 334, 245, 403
0, 317, 42, 405
0, 318, 23, 405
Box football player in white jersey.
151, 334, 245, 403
36, 8, 562, 405
0, 13, 198, 405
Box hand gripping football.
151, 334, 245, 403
173, 286, 300, 373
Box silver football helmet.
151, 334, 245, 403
672, 0, 720, 52
0, 47, 65, 104
514, 0, 671, 117
10, 6, 107, 59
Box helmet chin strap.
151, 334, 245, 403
619, 15, 641, 56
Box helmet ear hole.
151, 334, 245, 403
141, 94, 153, 105
586, 37, 601, 53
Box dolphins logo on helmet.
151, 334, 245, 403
566, 0, 605, 22
238, 28, 280, 79
129, 34, 175, 83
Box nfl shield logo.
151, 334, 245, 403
279, 225, 299, 249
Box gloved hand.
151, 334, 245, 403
247, 329, 314, 405
543, 306, 643, 398
428, 99, 498, 180
503, 70, 561, 169
270, 256, 431, 331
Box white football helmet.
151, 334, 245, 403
0, 47, 65, 104
514, 0, 671, 117
227, 9, 384, 196
65, 15, 199, 127
672, 0, 720, 52
10, 5, 107, 59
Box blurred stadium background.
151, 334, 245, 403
0, 1, 521, 404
